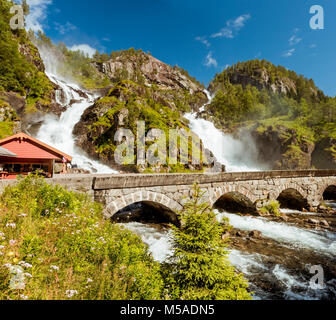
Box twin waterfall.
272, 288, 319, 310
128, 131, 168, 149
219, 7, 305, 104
36, 61, 259, 175
34, 58, 335, 300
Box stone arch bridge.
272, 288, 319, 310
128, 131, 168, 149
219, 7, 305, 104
1, 170, 336, 219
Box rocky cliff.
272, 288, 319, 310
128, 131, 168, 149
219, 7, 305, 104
95, 49, 204, 94
71, 49, 218, 173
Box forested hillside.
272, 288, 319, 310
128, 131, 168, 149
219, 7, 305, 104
205, 60, 336, 170
0, 0, 55, 137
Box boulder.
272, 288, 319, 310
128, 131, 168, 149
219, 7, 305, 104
248, 230, 262, 239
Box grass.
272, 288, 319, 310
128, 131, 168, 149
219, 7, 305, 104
0, 174, 163, 300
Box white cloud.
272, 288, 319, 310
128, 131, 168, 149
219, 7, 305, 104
205, 52, 217, 67
195, 36, 210, 47
283, 48, 295, 57
289, 34, 302, 46
211, 14, 251, 39
24, 0, 52, 33
310, 44, 317, 48
54, 21, 77, 35
69, 44, 97, 58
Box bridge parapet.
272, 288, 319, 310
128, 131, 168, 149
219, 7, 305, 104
1, 170, 336, 219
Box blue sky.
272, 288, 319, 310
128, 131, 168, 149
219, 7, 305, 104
21, 0, 336, 96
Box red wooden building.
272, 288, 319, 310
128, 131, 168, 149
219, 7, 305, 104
0, 133, 72, 179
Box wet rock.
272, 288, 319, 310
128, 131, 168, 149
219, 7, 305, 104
279, 215, 289, 222
308, 218, 319, 225
69, 99, 81, 106
249, 230, 262, 239
221, 232, 230, 241
320, 220, 330, 227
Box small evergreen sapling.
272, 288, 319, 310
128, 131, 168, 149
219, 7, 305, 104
163, 184, 252, 300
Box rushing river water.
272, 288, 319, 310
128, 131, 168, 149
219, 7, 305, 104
119, 204, 336, 300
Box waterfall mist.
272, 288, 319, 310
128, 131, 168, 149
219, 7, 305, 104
185, 90, 268, 172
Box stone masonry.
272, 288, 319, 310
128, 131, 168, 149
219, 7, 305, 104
1, 170, 336, 219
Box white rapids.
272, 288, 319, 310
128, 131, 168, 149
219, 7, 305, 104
216, 210, 336, 256
118, 219, 336, 300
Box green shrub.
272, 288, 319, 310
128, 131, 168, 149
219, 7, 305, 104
260, 200, 281, 217
162, 184, 252, 300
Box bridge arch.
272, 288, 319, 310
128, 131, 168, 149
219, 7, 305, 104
212, 187, 256, 214
322, 185, 336, 200
104, 191, 183, 225
276, 187, 309, 211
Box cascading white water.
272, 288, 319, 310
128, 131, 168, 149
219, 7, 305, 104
279, 208, 317, 216
119, 220, 335, 300
119, 222, 173, 263
185, 90, 262, 172
216, 210, 336, 256
35, 73, 117, 174
32, 44, 117, 174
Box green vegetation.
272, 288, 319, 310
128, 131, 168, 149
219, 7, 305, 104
0, 0, 53, 111
208, 59, 336, 169
30, 31, 111, 90
0, 174, 163, 300
208, 59, 330, 129
0, 99, 19, 139
260, 200, 281, 217
162, 184, 252, 300
0, 176, 251, 300
82, 80, 208, 173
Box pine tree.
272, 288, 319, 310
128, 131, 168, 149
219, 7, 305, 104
162, 184, 252, 300
22, 0, 30, 16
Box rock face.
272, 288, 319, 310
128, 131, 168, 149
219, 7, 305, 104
0, 38, 64, 138
218, 67, 297, 96
73, 80, 220, 173
94, 49, 207, 109
18, 43, 45, 73
73, 50, 217, 173
312, 137, 336, 169
247, 124, 315, 170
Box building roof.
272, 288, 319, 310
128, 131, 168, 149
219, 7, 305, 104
0, 146, 17, 158
0, 133, 72, 162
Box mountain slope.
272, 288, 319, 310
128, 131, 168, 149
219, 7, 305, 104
203, 59, 336, 170
0, 0, 62, 137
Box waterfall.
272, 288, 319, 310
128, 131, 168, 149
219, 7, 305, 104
33, 45, 117, 174
35, 74, 117, 174
185, 90, 263, 172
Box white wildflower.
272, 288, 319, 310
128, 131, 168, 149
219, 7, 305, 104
49, 265, 59, 271
65, 290, 78, 298
19, 261, 32, 269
